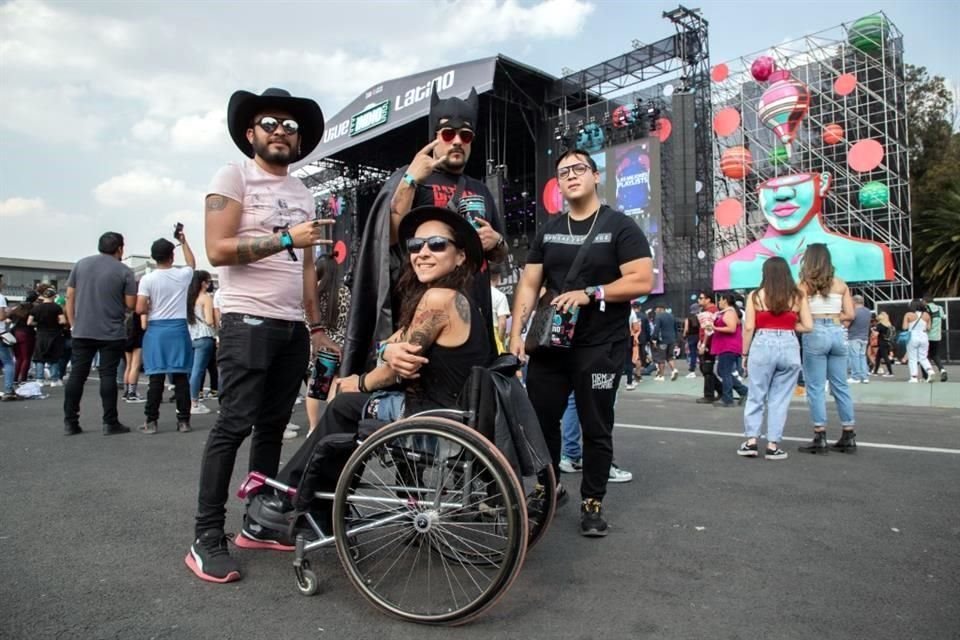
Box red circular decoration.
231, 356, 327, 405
715, 199, 744, 227
720, 146, 752, 179
711, 63, 729, 82
542, 177, 563, 214
713, 107, 741, 137
333, 240, 347, 264
823, 123, 844, 144
848, 139, 884, 172
655, 117, 672, 142
834, 73, 857, 96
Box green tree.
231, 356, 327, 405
904, 65, 955, 212
915, 184, 960, 296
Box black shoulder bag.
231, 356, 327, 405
525, 208, 610, 355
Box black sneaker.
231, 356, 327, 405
737, 441, 758, 457
102, 422, 131, 435
695, 397, 717, 405
177, 421, 192, 433
2, 391, 18, 402
764, 447, 788, 460
556, 483, 569, 507
233, 518, 295, 552
580, 498, 608, 537
941, 370, 948, 383
64, 423, 83, 436
830, 430, 857, 454
185, 529, 241, 583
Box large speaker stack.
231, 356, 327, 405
671, 92, 698, 237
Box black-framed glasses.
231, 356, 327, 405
255, 116, 299, 135
406, 236, 458, 254
557, 162, 591, 179
438, 128, 475, 144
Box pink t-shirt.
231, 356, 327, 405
207, 160, 313, 322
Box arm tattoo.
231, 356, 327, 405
454, 293, 471, 324
405, 304, 449, 350
236, 234, 283, 264
517, 302, 530, 326
206, 195, 228, 212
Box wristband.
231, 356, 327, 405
309, 322, 324, 329
402, 173, 418, 188
279, 230, 294, 249
310, 327, 324, 335
376, 342, 388, 359
358, 373, 369, 394
596, 285, 606, 312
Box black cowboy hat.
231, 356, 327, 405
227, 88, 324, 161
398, 206, 483, 272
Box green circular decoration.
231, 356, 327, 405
859, 181, 889, 208
770, 145, 789, 167
849, 15, 889, 54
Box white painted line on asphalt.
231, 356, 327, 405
614, 423, 960, 455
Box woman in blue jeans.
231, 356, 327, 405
739, 258, 812, 460
187, 271, 216, 415
797, 244, 856, 454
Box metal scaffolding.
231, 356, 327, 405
710, 12, 911, 303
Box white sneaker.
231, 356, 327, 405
654, 376, 665, 382
908, 378, 919, 383
685, 372, 697, 379
882, 373, 894, 377
847, 378, 860, 384
49, 380, 63, 387
927, 375, 935, 384
286, 422, 302, 432
625, 382, 637, 390
283, 427, 298, 440
670, 370, 679, 381
559, 456, 582, 473
294, 394, 304, 405
190, 403, 211, 415
861, 378, 870, 384
167, 383, 176, 391
608, 464, 633, 483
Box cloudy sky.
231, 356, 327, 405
1, 0, 955, 269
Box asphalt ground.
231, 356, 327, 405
1, 382, 958, 640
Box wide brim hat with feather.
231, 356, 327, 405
227, 87, 324, 161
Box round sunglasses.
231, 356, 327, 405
438, 128, 474, 144
406, 235, 459, 254
255, 116, 299, 135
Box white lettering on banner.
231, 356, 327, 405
591, 373, 617, 390
394, 70, 456, 112
543, 232, 613, 245
616, 172, 650, 189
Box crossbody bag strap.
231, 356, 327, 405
559, 207, 612, 292
446, 174, 467, 213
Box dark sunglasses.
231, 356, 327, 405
255, 116, 299, 135
406, 235, 458, 254
438, 127, 474, 144
557, 162, 592, 179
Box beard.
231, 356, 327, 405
252, 136, 295, 165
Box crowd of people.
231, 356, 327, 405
0, 85, 950, 588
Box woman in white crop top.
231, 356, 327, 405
187, 271, 217, 413
796, 243, 857, 454
902, 299, 933, 383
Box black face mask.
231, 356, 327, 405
428, 86, 479, 137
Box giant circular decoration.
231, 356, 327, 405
713, 107, 741, 137
859, 181, 889, 208
711, 63, 729, 82
849, 14, 889, 55
834, 73, 857, 96
715, 198, 744, 227
848, 139, 884, 172
758, 71, 811, 147
770, 145, 790, 167
823, 123, 845, 144
542, 177, 563, 215
655, 117, 672, 142
720, 146, 752, 180
333, 240, 347, 265
751, 56, 776, 82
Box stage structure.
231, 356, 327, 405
540, 5, 715, 309
709, 12, 910, 303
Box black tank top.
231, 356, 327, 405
404, 298, 489, 415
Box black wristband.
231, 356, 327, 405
358, 373, 369, 394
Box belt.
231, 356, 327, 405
813, 317, 841, 325
222, 312, 304, 328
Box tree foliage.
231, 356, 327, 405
915, 185, 960, 296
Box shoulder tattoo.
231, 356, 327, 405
206, 195, 229, 212
454, 293, 471, 324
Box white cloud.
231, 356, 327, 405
170, 110, 227, 151
93, 170, 199, 208
131, 119, 166, 142
0, 196, 45, 217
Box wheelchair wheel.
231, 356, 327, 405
332, 416, 528, 625
525, 464, 557, 550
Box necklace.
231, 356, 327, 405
568, 206, 601, 237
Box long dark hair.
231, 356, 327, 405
799, 243, 835, 297
752, 257, 800, 314
396, 226, 473, 331
187, 270, 210, 325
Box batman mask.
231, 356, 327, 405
429, 86, 479, 135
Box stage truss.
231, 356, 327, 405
710, 12, 911, 303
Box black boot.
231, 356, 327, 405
798, 430, 829, 454
831, 430, 857, 454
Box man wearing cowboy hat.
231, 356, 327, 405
186, 88, 332, 584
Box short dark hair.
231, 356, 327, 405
555, 148, 598, 172
98, 232, 125, 255
151, 238, 176, 263
698, 291, 713, 303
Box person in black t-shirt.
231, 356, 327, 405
28, 288, 66, 385
510, 148, 654, 537
380, 87, 507, 378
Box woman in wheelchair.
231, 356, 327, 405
236, 204, 489, 548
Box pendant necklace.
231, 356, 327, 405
568, 206, 601, 237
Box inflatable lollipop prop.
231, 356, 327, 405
757, 70, 811, 158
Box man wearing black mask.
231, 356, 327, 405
341, 87, 507, 377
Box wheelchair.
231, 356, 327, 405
235, 360, 558, 625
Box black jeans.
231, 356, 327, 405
206, 340, 219, 392
699, 351, 722, 400
929, 340, 943, 371
526, 338, 626, 502
194, 314, 309, 536
873, 341, 893, 375
146, 373, 190, 423
63, 338, 126, 427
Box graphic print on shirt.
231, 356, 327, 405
591, 373, 617, 390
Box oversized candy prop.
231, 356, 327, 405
720, 146, 752, 179
757, 71, 810, 157
849, 14, 890, 55
859, 181, 889, 208
751, 56, 776, 82
769, 145, 790, 167
823, 123, 844, 144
